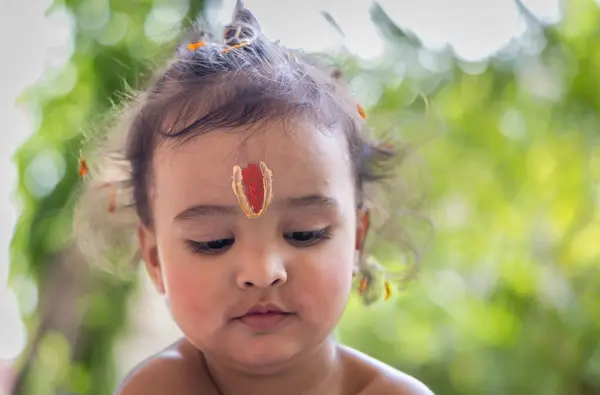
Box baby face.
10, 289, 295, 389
140, 120, 364, 370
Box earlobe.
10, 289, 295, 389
137, 223, 166, 294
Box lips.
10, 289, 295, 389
236, 303, 293, 331
239, 312, 291, 331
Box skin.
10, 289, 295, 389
117, 120, 433, 395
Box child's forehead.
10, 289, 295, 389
158, 120, 348, 168
152, 122, 353, 204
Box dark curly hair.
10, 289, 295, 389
75, 0, 417, 303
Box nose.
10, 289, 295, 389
235, 246, 288, 290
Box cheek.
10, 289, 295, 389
157, 242, 224, 330
293, 242, 354, 319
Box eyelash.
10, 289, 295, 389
285, 227, 333, 247
185, 227, 333, 255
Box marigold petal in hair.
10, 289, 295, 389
357, 103, 367, 120
78, 152, 89, 177
188, 41, 206, 51
231, 162, 273, 219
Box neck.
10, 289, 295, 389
204, 337, 343, 395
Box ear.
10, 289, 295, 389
355, 207, 370, 254
138, 223, 166, 294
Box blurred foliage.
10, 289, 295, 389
9, 0, 204, 394
8, 0, 600, 394
339, 2, 600, 395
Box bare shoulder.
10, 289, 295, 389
340, 345, 434, 395
114, 338, 212, 395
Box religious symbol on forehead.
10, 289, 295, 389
231, 162, 273, 219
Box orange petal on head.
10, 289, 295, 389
78, 157, 89, 177
188, 41, 206, 51
357, 103, 367, 120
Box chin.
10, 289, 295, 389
232, 336, 303, 373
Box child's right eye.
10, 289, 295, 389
186, 238, 234, 255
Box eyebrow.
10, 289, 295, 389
174, 194, 339, 221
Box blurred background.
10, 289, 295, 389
1, 0, 600, 394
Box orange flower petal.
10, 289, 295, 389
188, 41, 206, 51
357, 103, 367, 120
78, 157, 89, 177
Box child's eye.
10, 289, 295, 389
186, 238, 234, 254
284, 227, 332, 247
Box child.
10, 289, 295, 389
76, 1, 433, 394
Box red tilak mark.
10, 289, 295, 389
241, 163, 265, 214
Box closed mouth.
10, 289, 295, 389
242, 311, 292, 317
236, 311, 294, 330
242, 302, 290, 316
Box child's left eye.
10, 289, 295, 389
284, 227, 332, 247
186, 238, 234, 255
